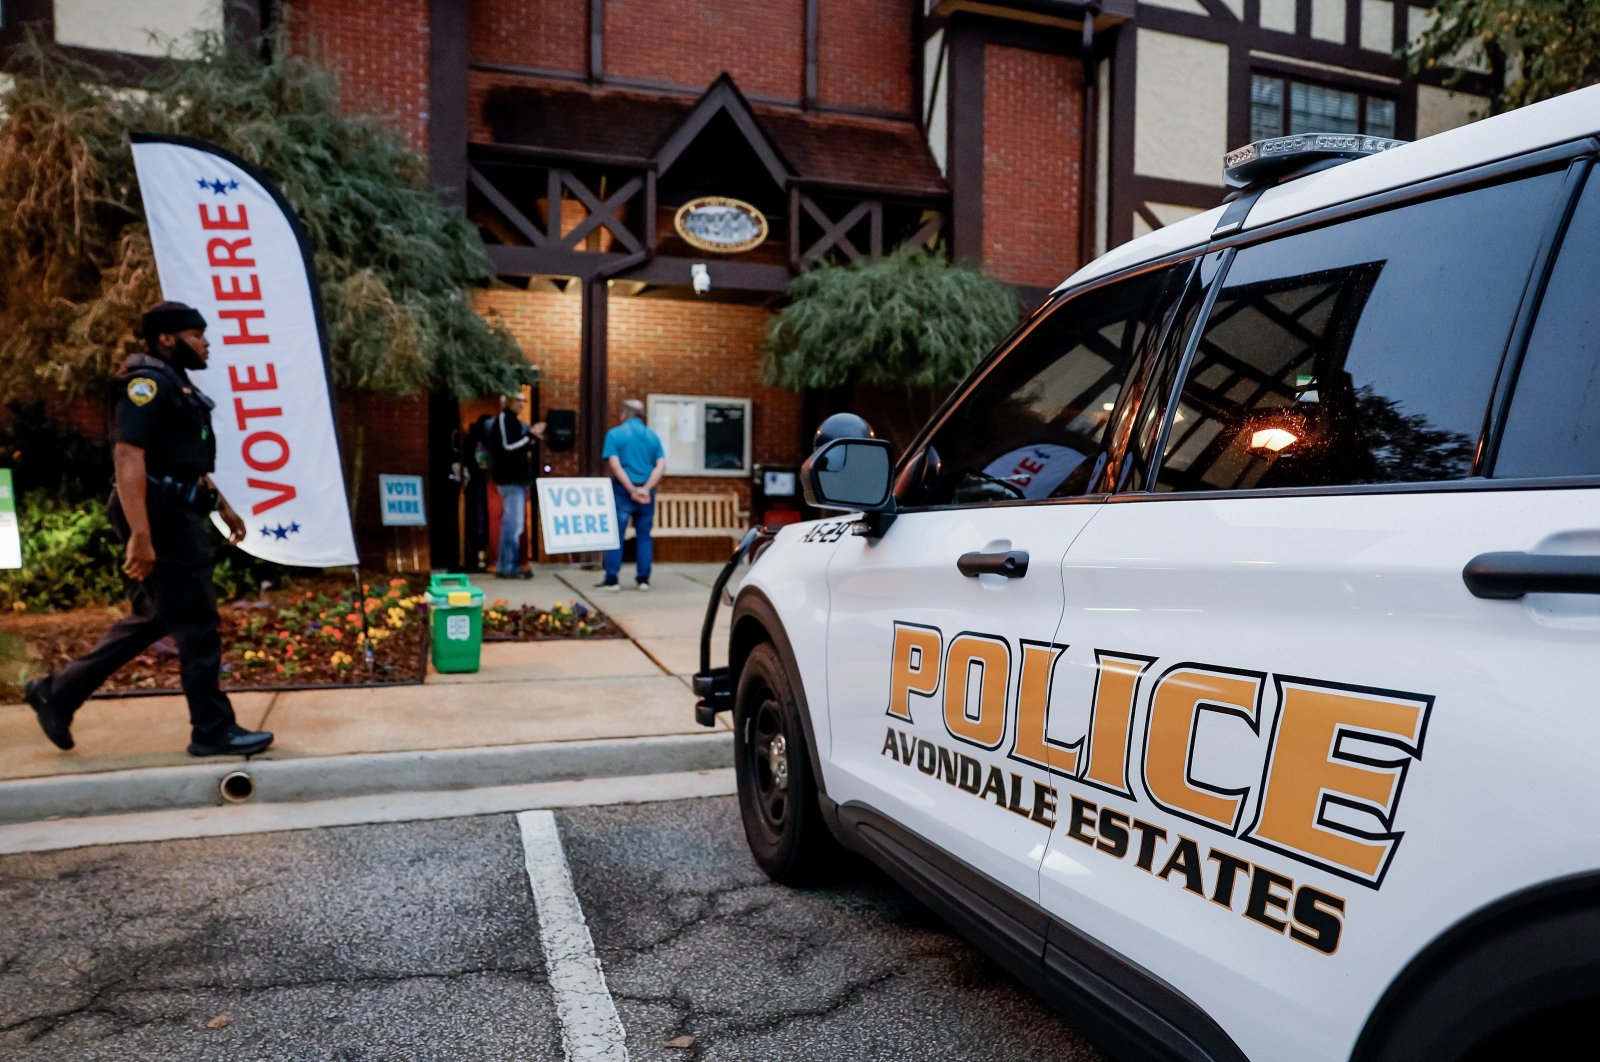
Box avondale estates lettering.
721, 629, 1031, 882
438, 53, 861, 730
881, 725, 1345, 955
879, 620, 1437, 955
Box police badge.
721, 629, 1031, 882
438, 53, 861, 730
127, 377, 158, 406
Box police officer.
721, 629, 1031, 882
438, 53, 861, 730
24, 302, 274, 757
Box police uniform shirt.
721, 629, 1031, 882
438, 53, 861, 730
113, 355, 218, 565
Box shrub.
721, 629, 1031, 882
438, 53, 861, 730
764, 251, 1020, 393
0, 495, 124, 612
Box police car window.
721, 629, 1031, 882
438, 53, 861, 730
1156, 170, 1566, 493
1495, 174, 1600, 479
906, 268, 1177, 507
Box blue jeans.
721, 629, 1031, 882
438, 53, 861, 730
603, 483, 654, 585
495, 482, 527, 574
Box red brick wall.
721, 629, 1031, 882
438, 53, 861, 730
982, 45, 1084, 287
817, 0, 913, 115
289, 0, 431, 150
337, 392, 431, 570
474, 287, 585, 477
469, 0, 588, 73
610, 297, 803, 508
604, 0, 804, 102
473, 287, 805, 514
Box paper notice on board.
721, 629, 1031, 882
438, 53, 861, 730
677, 402, 698, 444
0, 470, 21, 570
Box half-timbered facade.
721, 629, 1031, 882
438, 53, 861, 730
1, 1, 1490, 567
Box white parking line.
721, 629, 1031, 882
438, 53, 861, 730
519, 809, 630, 1062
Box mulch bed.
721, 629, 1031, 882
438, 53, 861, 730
0, 577, 621, 701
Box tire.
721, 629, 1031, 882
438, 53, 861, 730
1354, 893, 1600, 1062
733, 642, 838, 883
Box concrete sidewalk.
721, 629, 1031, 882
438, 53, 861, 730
0, 562, 738, 824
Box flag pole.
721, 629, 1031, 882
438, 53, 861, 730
353, 565, 374, 671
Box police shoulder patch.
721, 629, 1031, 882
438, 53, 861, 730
127, 377, 158, 406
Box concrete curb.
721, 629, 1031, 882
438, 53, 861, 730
0, 732, 733, 826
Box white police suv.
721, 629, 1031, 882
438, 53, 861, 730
694, 83, 1600, 1061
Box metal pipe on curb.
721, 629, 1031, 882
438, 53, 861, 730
219, 771, 255, 804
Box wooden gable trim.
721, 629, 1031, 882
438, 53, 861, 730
652, 73, 793, 188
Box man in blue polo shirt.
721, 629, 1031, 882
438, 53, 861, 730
598, 398, 666, 591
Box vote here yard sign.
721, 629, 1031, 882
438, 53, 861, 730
536, 478, 620, 553
379, 475, 427, 527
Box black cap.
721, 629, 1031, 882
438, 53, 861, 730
141, 301, 207, 345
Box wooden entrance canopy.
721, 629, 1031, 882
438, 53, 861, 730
464, 74, 950, 468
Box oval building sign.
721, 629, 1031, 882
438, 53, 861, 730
674, 197, 768, 254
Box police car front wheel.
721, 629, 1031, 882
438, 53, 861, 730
733, 643, 835, 883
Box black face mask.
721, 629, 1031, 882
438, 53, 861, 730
168, 334, 206, 372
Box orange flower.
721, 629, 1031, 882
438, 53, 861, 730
389, 578, 405, 587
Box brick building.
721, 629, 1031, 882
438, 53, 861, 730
1, 1, 1490, 568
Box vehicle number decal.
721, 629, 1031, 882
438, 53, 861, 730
800, 520, 852, 544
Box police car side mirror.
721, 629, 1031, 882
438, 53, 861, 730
802, 437, 894, 512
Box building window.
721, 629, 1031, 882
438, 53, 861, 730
1251, 74, 1397, 141
647, 394, 752, 477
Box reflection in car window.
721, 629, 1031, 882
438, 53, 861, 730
1496, 175, 1600, 479
905, 268, 1179, 507
1156, 171, 1565, 493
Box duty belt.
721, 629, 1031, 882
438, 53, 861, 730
147, 475, 219, 512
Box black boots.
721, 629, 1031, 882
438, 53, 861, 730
24, 680, 74, 751
187, 725, 274, 758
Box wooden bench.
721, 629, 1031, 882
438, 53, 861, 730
623, 491, 745, 548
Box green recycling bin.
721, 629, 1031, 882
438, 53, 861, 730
427, 573, 485, 673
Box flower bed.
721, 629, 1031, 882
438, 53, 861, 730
0, 578, 622, 700
224, 578, 428, 688
483, 598, 623, 641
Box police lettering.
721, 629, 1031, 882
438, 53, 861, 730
884, 621, 1433, 889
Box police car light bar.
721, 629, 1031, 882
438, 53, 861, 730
1224, 133, 1407, 190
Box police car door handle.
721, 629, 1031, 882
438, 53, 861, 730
1462, 551, 1600, 599
957, 550, 1029, 579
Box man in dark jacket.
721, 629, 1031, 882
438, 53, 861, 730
489, 393, 545, 579
462, 411, 496, 570
25, 302, 274, 757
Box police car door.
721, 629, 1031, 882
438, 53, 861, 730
824, 266, 1191, 901
1039, 167, 1593, 1061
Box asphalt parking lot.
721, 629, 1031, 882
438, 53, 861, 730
0, 796, 1107, 1061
